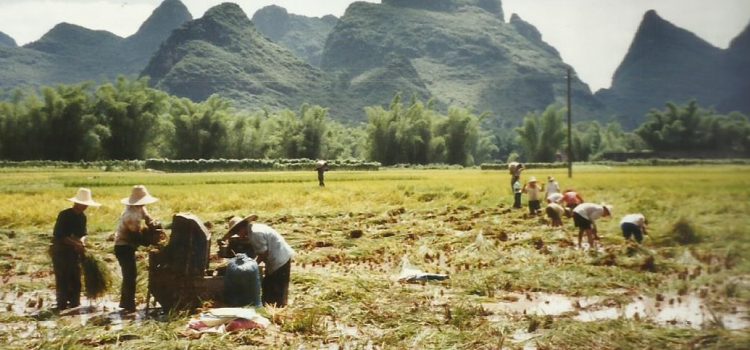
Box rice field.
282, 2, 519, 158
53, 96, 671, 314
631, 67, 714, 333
0, 165, 749, 349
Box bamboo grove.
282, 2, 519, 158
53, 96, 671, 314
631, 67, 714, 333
1, 77, 748, 164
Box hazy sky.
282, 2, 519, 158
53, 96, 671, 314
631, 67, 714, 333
0, 0, 748, 91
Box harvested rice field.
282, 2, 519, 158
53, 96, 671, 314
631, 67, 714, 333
0, 165, 749, 349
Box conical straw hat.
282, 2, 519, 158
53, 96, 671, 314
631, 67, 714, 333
68, 188, 101, 207
120, 185, 159, 205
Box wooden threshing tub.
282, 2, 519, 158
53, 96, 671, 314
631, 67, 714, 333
148, 213, 224, 310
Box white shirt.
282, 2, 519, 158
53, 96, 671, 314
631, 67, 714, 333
115, 206, 149, 246
573, 203, 606, 222
620, 214, 646, 227
546, 203, 564, 216
249, 223, 295, 274
546, 181, 560, 196
524, 184, 543, 201
547, 192, 563, 204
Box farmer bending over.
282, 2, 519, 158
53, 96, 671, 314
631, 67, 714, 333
51, 188, 101, 310
572, 203, 612, 249
220, 215, 295, 307
620, 213, 648, 244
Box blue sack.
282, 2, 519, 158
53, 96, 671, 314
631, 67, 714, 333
224, 253, 261, 307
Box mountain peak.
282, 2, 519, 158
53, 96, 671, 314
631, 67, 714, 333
26, 22, 122, 55
252, 5, 290, 41
203, 2, 250, 25
509, 13, 559, 57
132, 0, 192, 39
0, 31, 16, 47
382, 0, 503, 18
623, 9, 718, 64
728, 21, 750, 54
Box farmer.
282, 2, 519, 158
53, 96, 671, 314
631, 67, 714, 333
545, 198, 565, 227
547, 192, 563, 205
508, 162, 524, 190
545, 176, 561, 197
316, 160, 329, 187
51, 188, 101, 310
620, 213, 648, 244
114, 185, 159, 313
562, 189, 584, 213
572, 203, 612, 249
523, 176, 544, 215
218, 216, 257, 258
220, 215, 295, 307
512, 179, 522, 208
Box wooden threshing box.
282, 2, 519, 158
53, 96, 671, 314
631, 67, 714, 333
148, 213, 223, 310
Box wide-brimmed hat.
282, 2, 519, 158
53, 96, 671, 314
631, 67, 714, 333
528, 176, 538, 183
120, 185, 159, 205
68, 188, 101, 207
227, 214, 258, 234
548, 176, 555, 181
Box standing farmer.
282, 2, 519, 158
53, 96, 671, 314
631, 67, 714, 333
51, 188, 101, 310
222, 215, 295, 307
316, 160, 329, 187
114, 185, 159, 313
508, 162, 524, 191
523, 176, 544, 215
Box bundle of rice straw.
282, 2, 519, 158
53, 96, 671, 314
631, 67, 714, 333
81, 252, 112, 299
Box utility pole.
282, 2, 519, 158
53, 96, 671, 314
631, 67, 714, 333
567, 68, 573, 178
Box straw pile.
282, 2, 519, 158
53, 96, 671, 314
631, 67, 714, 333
81, 252, 112, 299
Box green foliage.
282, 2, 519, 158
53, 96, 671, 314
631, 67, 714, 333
571, 121, 646, 161
367, 94, 495, 166
636, 101, 750, 155
515, 105, 566, 162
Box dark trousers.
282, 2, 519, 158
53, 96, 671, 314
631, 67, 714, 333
262, 259, 291, 307
529, 200, 541, 214
513, 192, 522, 208
621, 223, 643, 243
318, 171, 325, 187
115, 245, 137, 310
51, 244, 81, 309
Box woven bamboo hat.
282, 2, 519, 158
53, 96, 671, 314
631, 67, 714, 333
68, 188, 101, 207
120, 185, 159, 205
227, 214, 258, 234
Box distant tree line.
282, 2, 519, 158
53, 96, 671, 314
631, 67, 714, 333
1, 77, 748, 163
514, 102, 750, 162
0, 78, 364, 162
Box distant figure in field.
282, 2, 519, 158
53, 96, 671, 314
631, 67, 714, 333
620, 213, 648, 244
508, 162, 524, 190
114, 185, 159, 313
316, 160, 329, 187
512, 179, 522, 208
572, 203, 612, 249
523, 176, 544, 215
51, 188, 101, 311
546, 176, 560, 197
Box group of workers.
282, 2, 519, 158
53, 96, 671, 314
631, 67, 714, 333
50, 164, 648, 312
51, 186, 293, 313
508, 162, 648, 249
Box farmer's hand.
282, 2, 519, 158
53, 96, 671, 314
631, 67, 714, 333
67, 237, 85, 255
